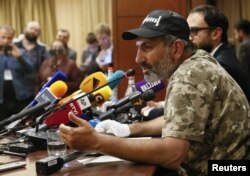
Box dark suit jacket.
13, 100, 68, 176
214, 43, 250, 103
238, 37, 250, 79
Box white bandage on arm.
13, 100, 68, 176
95, 120, 131, 137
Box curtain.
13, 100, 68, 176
0, 0, 112, 64
0, 0, 56, 45
54, 0, 112, 65
216, 0, 250, 46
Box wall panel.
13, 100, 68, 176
112, 0, 206, 99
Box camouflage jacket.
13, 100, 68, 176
162, 50, 249, 175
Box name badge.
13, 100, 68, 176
4, 69, 13, 80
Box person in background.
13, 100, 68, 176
234, 19, 250, 79
187, 5, 250, 103
59, 10, 249, 176
0, 25, 35, 120
38, 39, 82, 95
145, 5, 250, 121
56, 29, 77, 61
15, 21, 49, 94
80, 32, 100, 76
95, 23, 113, 73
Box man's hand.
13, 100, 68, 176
59, 112, 98, 151
10, 44, 21, 59
95, 120, 131, 137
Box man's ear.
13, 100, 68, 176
171, 39, 184, 62
211, 27, 222, 41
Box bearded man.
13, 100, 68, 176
59, 10, 249, 176
15, 21, 49, 94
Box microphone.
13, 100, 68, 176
39, 70, 67, 93
107, 70, 125, 89
99, 89, 155, 121
80, 69, 135, 93
107, 79, 164, 110
36, 151, 86, 175
29, 71, 67, 107
108, 90, 142, 109
26, 68, 136, 149
57, 68, 136, 109
43, 86, 112, 127
34, 80, 68, 110
4, 81, 68, 131
26, 86, 108, 149
0, 100, 51, 128
135, 80, 166, 120
58, 90, 82, 106
90, 86, 112, 106
34, 68, 137, 128
58, 71, 108, 106
135, 80, 166, 93
99, 79, 165, 121
79, 71, 108, 93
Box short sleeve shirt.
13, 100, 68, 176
162, 50, 249, 175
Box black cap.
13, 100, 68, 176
122, 10, 190, 41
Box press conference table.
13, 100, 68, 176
1, 148, 157, 176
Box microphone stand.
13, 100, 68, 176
33, 67, 139, 131
2, 69, 68, 134
0, 67, 138, 134
35, 110, 55, 133
0, 100, 51, 131
33, 67, 139, 129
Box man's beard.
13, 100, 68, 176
144, 48, 178, 82
197, 41, 213, 53
25, 33, 38, 43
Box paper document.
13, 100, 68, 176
78, 155, 128, 165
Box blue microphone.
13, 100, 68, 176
39, 70, 67, 95
107, 70, 125, 90
30, 71, 67, 107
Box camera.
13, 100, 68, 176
49, 48, 64, 57
0, 45, 12, 54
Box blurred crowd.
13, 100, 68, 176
1, 5, 250, 124
0, 22, 113, 120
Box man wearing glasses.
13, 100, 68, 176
60, 9, 249, 176
187, 5, 250, 103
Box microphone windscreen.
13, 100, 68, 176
41, 70, 67, 91
141, 89, 155, 101
79, 72, 107, 93
92, 86, 112, 106
136, 80, 165, 93
108, 70, 124, 89
49, 80, 68, 97
44, 101, 83, 126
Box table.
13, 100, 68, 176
0, 148, 156, 176
0, 132, 158, 176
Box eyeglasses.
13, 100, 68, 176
189, 26, 216, 36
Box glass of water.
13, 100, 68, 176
47, 126, 67, 156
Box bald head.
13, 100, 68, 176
56, 29, 70, 44
24, 21, 41, 42
0, 25, 14, 46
